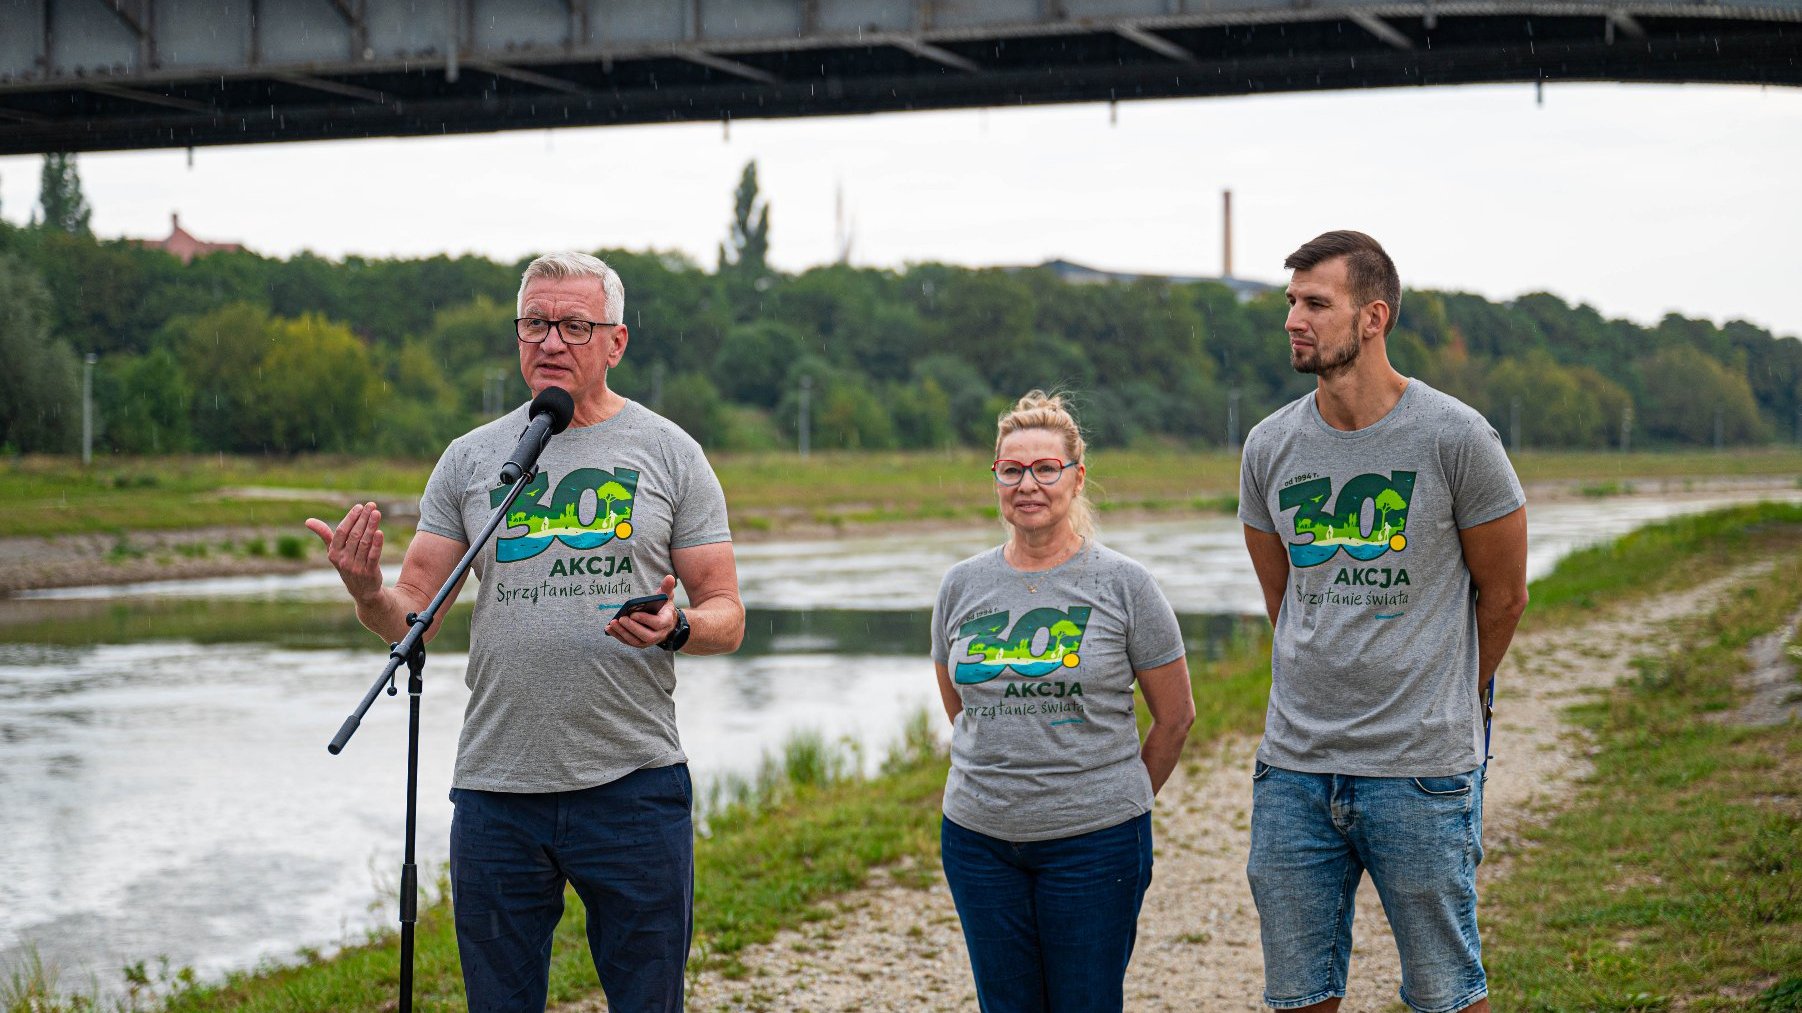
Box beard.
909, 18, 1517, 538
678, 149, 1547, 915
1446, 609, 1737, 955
1292, 323, 1363, 376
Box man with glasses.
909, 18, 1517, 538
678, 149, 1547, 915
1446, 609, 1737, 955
306, 251, 743, 1013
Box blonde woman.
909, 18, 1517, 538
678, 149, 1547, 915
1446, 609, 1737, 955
931, 391, 1196, 1013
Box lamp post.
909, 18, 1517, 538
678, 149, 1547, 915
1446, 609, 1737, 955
798, 374, 812, 460
82, 353, 97, 466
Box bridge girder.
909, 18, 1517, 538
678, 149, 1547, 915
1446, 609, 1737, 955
0, 0, 1796, 154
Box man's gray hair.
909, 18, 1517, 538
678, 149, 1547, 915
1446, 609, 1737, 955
517, 251, 626, 323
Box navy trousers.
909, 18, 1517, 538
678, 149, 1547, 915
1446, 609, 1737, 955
940, 811, 1154, 1013
449, 764, 694, 1013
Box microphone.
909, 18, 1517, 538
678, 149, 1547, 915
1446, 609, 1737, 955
499, 386, 575, 484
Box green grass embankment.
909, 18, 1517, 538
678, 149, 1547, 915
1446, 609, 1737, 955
5, 448, 1800, 541
0, 456, 433, 539
1486, 503, 1802, 1010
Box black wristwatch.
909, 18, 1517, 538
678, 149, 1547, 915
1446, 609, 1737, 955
658, 607, 691, 652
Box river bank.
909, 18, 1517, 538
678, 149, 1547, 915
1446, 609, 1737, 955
3, 473, 1797, 596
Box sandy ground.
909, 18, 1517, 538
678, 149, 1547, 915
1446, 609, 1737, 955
1721, 602, 1802, 729
551, 566, 1771, 1013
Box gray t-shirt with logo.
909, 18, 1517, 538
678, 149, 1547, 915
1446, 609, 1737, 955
931, 541, 1186, 842
417, 398, 732, 793
1239, 380, 1525, 778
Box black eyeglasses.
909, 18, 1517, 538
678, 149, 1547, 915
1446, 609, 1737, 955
993, 459, 1077, 486
515, 317, 618, 345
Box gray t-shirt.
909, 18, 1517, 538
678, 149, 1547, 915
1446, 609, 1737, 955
931, 541, 1186, 842
418, 398, 732, 793
1239, 380, 1525, 778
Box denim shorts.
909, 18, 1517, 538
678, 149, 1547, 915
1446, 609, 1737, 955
1245, 761, 1486, 1013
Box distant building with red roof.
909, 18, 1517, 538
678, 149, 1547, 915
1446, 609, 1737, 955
133, 213, 244, 263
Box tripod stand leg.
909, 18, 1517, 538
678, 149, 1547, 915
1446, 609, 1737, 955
399, 629, 426, 1013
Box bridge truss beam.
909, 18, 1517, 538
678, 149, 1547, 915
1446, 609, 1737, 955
0, 0, 1796, 154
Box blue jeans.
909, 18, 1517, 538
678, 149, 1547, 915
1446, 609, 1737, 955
449, 765, 693, 1013
940, 812, 1154, 1013
1246, 762, 1487, 1013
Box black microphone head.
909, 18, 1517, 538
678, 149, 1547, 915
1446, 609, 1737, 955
531, 386, 576, 434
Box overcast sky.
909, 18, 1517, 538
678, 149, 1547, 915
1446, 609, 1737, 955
2, 81, 1798, 338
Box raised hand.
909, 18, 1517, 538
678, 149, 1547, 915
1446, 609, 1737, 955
606, 573, 679, 648
305, 501, 386, 604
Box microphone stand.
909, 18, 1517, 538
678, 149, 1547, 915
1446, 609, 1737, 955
326, 464, 540, 1013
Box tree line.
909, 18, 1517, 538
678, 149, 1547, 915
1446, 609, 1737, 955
1, 160, 1797, 458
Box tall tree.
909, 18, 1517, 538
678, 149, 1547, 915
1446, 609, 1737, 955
718, 161, 771, 277
38, 153, 93, 236
254, 313, 380, 452
97, 348, 192, 454
1637, 345, 1767, 446
0, 254, 81, 452
717, 161, 771, 320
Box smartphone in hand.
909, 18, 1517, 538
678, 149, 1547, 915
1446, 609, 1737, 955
610, 593, 669, 620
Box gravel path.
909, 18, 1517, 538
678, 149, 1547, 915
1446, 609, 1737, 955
577, 567, 1766, 1013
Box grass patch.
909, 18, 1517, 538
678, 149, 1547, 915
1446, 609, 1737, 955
1508, 448, 1802, 485
690, 715, 947, 971
0, 455, 431, 539
1, 947, 200, 1013
1579, 479, 1634, 498
1759, 977, 1802, 1011
1485, 541, 1802, 1010
1185, 623, 1280, 745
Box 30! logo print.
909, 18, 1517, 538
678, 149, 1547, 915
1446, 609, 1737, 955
491, 467, 638, 562
953, 606, 1091, 684
1278, 470, 1416, 568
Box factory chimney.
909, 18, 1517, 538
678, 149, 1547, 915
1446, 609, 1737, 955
1222, 189, 1234, 279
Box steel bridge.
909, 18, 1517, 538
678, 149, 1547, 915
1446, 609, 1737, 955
1, 0, 1797, 155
